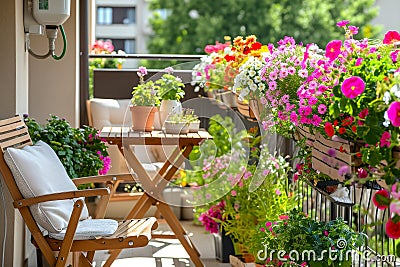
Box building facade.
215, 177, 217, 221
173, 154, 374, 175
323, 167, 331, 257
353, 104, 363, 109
92, 0, 152, 54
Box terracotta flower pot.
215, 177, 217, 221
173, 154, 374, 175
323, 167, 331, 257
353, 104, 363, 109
130, 105, 157, 132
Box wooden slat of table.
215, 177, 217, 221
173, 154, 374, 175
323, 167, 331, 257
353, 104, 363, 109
99, 127, 112, 138
121, 127, 129, 138
197, 130, 212, 139
111, 127, 122, 137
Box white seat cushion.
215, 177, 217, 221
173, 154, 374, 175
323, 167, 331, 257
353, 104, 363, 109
4, 141, 89, 233
89, 98, 132, 130
49, 218, 118, 240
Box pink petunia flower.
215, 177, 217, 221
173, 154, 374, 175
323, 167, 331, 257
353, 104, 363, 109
387, 101, 400, 127
357, 168, 368, 179
380, 131, 391, 148
348, 25, 359, 35
318, 104, 327, 114
231, 190, 237, 197
341, 76, 365, 99
390, 200, 400, 216
355, 58, 363, 66
275, 189, 281, 195
336, 20, 350, 27
383, 30, 400, 45
391, 50, 399, 63
325, 40, 342, 61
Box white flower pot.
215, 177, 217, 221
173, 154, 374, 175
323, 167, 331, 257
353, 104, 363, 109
159, 100, 182, 127
164, 121, 189, 134
188, 121, 200, 133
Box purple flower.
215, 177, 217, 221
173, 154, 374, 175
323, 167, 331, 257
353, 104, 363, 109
290, 111, 298, 125
387, 101, 400, 126
308, 97, 318, 106
341, 76, 365, 99
138, 66, 148, 76
164, 66, 174, 74
281, 94, 290, 103
325, 40, 342, 61
327, 148, 336, 157
338, 165, 350, 177
336, 20, 350, 27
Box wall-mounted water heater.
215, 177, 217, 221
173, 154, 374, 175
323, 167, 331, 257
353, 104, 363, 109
24, 0, 71, 60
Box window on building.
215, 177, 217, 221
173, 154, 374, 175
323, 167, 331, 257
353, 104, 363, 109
97, 6, 136, 25
99, 38, 136, 54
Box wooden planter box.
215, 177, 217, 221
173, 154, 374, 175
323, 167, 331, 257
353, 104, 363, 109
311, 132, 361, 182
235, 94, 258, 121
229, 255, 263, 267
293, 125, 315, 144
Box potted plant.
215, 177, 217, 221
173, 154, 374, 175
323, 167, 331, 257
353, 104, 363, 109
164, 112, 190, 134
24, 115, 110, 188
131, 66, 160, 132
183, 108, 201, 133
249, 209, 366, 267
156, 67, 185, 126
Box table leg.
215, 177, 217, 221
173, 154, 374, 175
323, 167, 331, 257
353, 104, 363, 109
156, 201, 204, 267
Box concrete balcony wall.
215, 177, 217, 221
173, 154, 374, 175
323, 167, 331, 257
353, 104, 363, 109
96, 24, 137, 39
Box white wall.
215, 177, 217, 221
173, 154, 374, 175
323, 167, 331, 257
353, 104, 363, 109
28, 0, 80, 127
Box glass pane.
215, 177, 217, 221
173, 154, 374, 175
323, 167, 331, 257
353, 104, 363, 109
97, 7, 113, 25
112, 7, 135, 24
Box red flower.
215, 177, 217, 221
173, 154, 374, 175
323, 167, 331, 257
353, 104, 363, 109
342, 116, 354, 126
339, 127, 346, 134
251, 42, 262, 50
224, 55, 235, 62
383, 30, 400, 45
339, 146, 347, 153
324, 122, 334, 137
373, 189, 390, 210
386, 218, 400, 239
358, 108, 369, 119
325, 40, 342, 61
333, 120, 338, 127
351, 125, 357, 133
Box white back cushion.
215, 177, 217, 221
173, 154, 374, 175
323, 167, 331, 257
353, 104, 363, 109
90, 98, 132, 130
4, 141, 89, 233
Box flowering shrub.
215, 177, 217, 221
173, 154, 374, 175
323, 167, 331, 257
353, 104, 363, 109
24, 115, 110, 183
249, 209, 366, 266
131, 66, 160, 106
198, 200, 225, 234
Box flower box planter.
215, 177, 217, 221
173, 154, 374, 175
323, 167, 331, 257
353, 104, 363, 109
293, 126, 315, 146
234, 94, 258, 121
311, 132, 361, 182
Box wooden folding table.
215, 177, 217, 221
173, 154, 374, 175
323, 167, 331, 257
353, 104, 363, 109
100, 126, 212, 267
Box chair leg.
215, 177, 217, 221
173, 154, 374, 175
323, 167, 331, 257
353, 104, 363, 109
102, 249, 121, 267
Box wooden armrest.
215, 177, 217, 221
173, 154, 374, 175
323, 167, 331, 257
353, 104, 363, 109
72, 174, 133, 186
13, 188, 110, 208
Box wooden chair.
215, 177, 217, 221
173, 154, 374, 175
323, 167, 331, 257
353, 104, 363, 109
0, 115, 158, 267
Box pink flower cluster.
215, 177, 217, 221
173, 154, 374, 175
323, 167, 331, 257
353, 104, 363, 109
97, 151, 111, 175
204, 41, 230, 54
198, 201, 225, 234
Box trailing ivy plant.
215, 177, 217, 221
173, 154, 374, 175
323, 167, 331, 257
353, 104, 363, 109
24, 115, 110, 182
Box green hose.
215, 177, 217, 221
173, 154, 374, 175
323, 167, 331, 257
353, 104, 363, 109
52, 25, 67, 60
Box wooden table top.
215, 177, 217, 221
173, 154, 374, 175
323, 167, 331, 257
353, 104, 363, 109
99, 126, 213, 146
